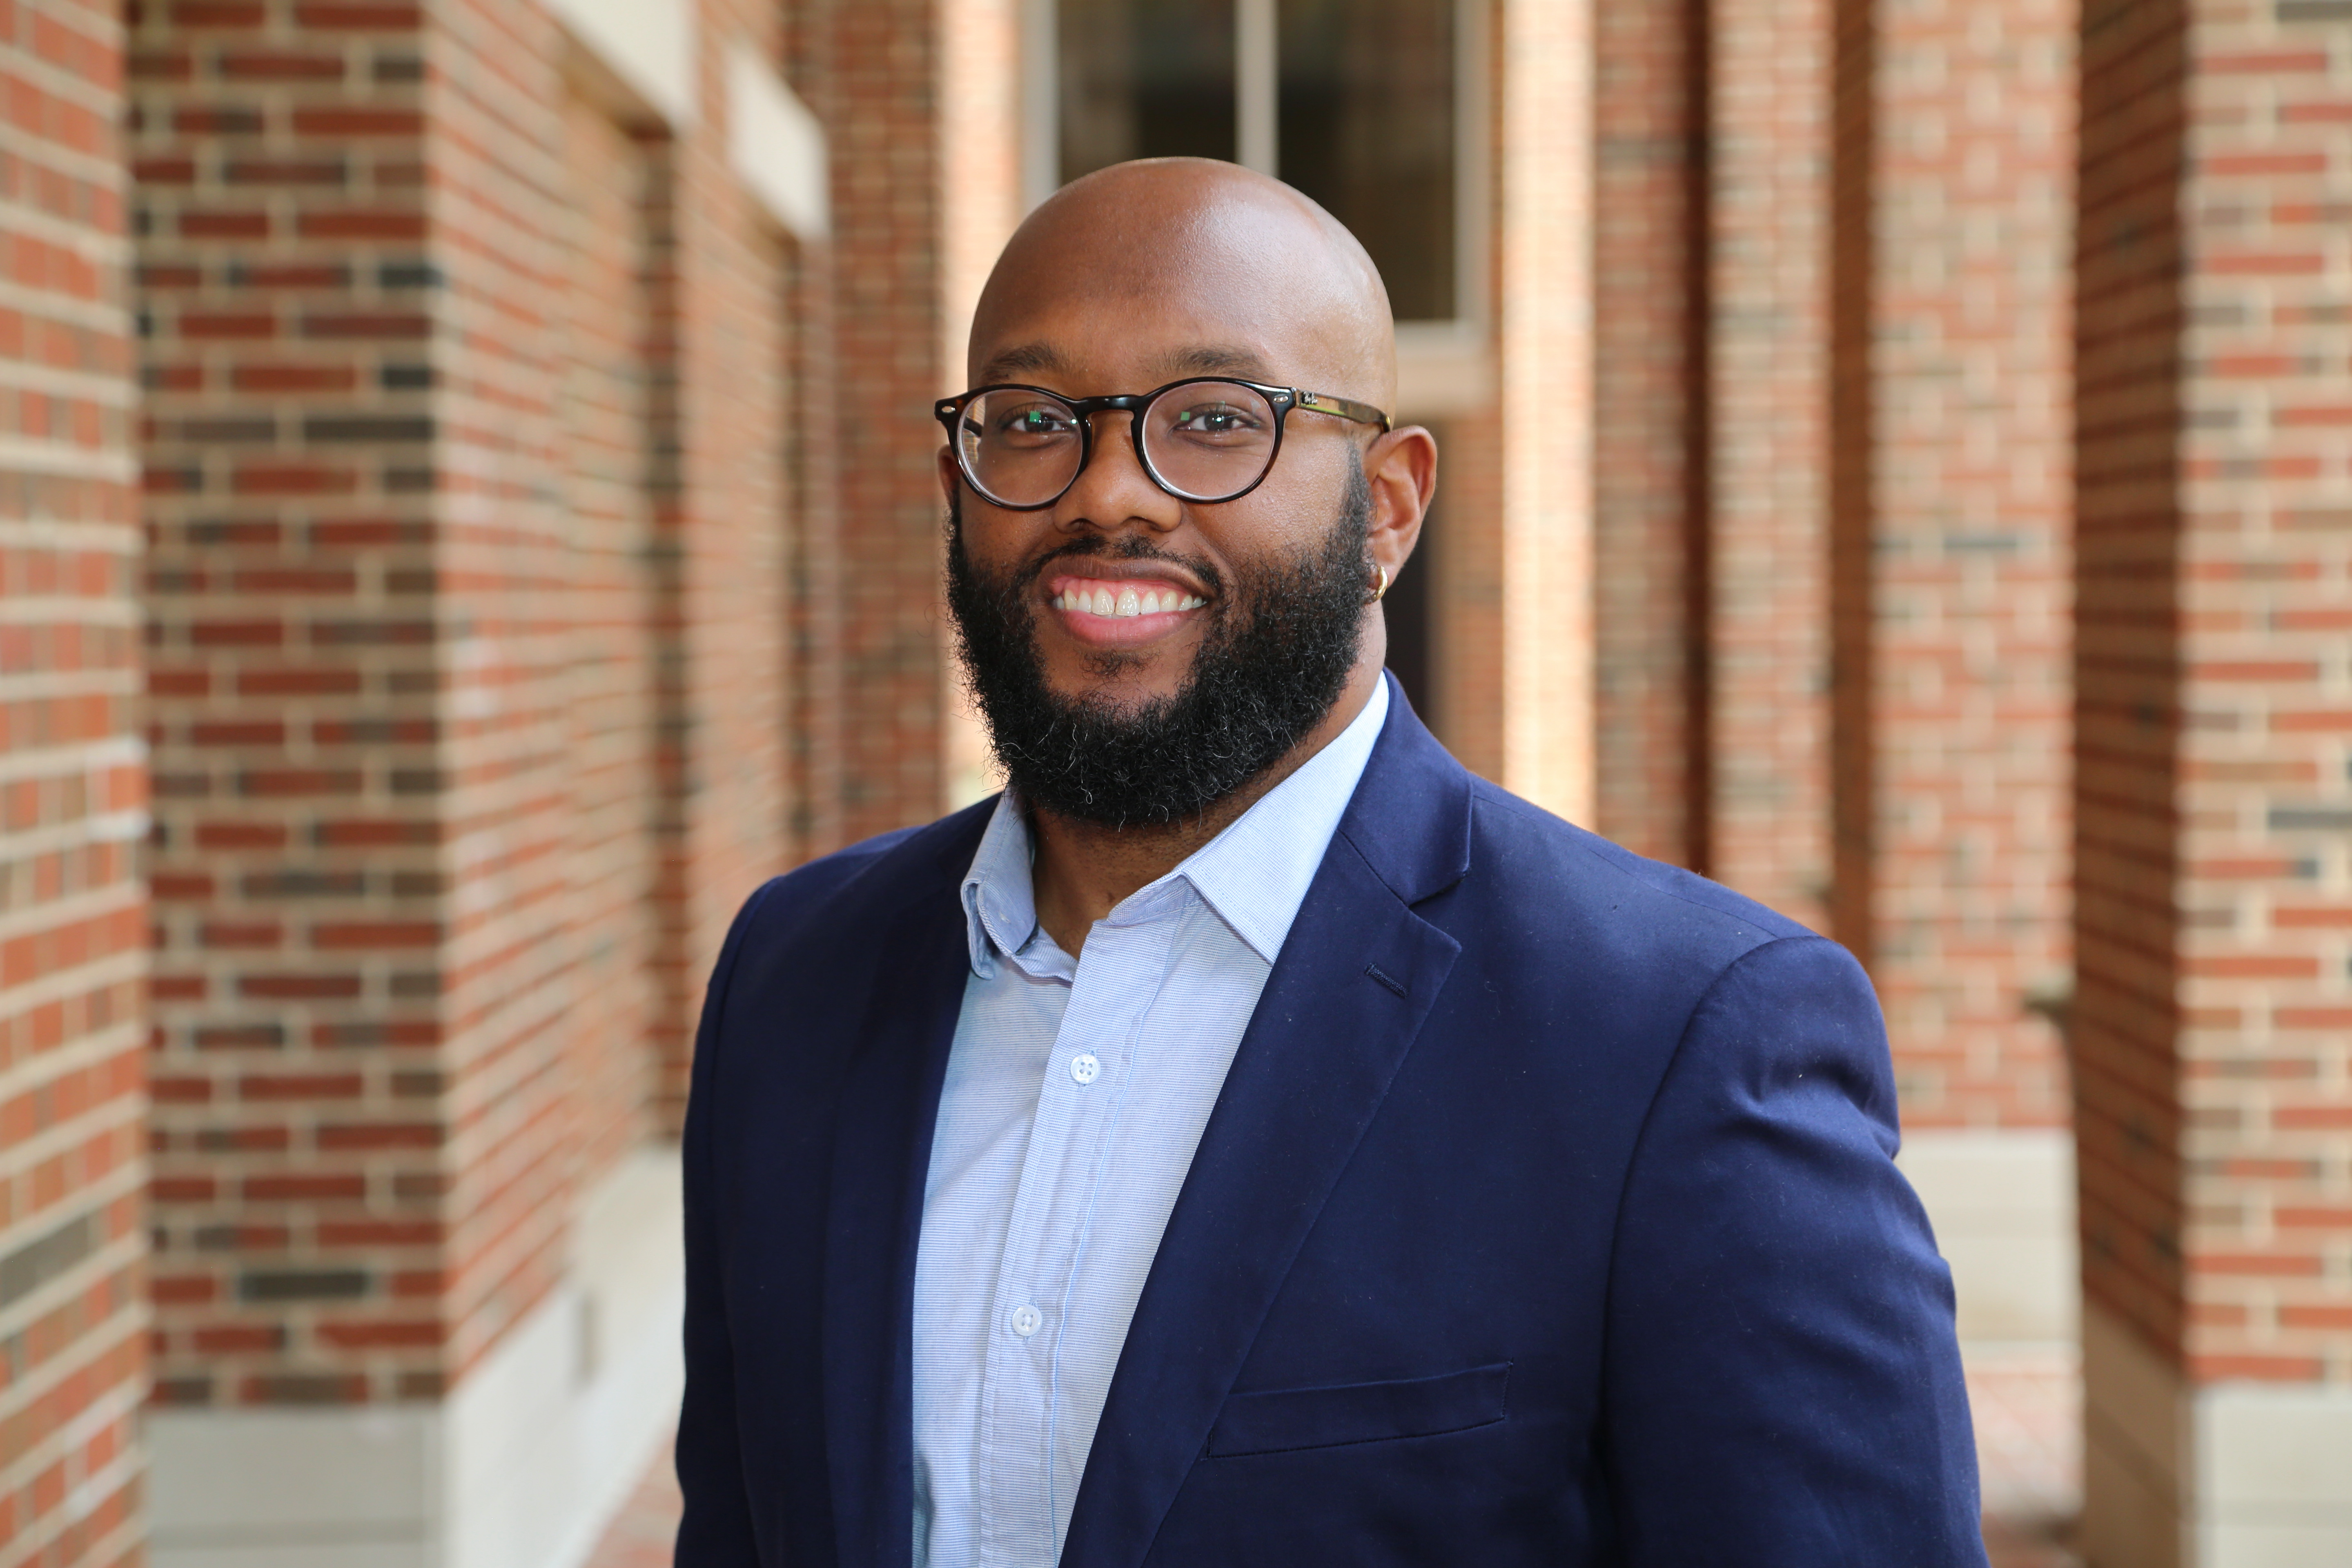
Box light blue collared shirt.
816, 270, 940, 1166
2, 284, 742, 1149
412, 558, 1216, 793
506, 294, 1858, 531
910, 677, 1390, 1568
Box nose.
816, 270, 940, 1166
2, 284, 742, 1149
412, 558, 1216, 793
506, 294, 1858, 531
1056, 405, 1180, 532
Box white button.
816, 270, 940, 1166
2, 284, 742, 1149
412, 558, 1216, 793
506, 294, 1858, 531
1069, 1052, 1101, 1085
1009, 1303, 1043, 1338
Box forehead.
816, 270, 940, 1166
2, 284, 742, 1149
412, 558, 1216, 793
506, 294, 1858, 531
967, 203, 1378, 395
971, 281, 1342, 395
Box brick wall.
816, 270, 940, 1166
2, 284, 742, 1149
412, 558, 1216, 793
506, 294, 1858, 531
1428, 411, 1504, 782
827, 0, 950, 842
663, 0, 795, 1119
133, 0, 795, 1410
1706, 0, 1833, 931
0, 4, 145, 1566
2072, 0, 2189, 1367
1592, 0, 1705, 867
1426, 17, 1508, 791
780, 227, 844, 865
1865, 0, 2076, 1129
1827, 0, 1873, 964
134, 0, 448, 1407
2072, 2, 2352, 1553
551, 85, 661, 1179
2165, 0, 2352, 1387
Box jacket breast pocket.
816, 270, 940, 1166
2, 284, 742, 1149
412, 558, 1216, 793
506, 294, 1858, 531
1203, 1362, 1512, 1459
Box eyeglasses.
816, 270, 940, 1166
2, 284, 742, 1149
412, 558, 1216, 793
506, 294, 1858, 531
935, 377, 1392, 510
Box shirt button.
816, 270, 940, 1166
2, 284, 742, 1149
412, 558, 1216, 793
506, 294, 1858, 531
1069, 1052, 1101, 1085
1009, 1303, 1043, 1339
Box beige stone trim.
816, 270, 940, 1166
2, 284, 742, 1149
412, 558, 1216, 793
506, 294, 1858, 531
1497, 0, 1595, 821
545, 0, 697, 131
150, 1148, 684, 1568
727, 47, 831, 242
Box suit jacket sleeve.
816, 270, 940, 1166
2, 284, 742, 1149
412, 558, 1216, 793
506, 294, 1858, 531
675, 880, 778, 1567
1602, 934, 1988, 1568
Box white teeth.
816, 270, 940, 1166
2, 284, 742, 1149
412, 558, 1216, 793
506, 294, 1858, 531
1053, 584, 1206, 615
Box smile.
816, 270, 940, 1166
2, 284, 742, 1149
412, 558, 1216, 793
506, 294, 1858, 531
1047, 575, 1208, 619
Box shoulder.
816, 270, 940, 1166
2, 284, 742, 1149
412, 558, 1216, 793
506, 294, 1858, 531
1448, 775, 1817, 965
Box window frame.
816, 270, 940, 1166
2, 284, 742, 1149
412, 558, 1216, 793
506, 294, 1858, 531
1019, 0, 1492, 416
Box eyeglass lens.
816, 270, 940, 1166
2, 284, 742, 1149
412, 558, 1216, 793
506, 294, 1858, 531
956, 381, 1279, 506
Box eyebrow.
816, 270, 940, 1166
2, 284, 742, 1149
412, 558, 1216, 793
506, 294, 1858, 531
1155, 344, 1275, 380
976, 342, 1068, 382
972, 342, 1280, 388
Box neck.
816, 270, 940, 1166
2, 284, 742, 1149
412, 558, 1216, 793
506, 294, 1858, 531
1026, 655, 1383, 956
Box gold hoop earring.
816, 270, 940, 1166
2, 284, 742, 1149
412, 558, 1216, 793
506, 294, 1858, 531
1370, 564, 1390, 603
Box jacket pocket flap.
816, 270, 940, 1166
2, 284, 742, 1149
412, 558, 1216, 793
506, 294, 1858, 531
1204, 1362, 1512, 1458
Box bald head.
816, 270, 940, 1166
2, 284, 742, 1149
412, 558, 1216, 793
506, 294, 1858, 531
969, 159, 1396, 411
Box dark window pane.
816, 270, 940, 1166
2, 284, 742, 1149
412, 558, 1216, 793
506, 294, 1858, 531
1059, 1, 1238, 183
1277, 0, 1456, 321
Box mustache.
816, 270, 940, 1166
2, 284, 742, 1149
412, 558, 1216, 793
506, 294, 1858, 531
1005, 530, 1228, 603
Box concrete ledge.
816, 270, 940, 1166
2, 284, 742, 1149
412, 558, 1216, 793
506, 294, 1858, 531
1896, 1126, 2078, 1345
2081, 1302, 2189, 1568
726, 46, 830, 241
152, 1146, 684, 1568
2199, 1379, 2352, 1567
546, 0, 697, 130
2080, 1301, 2352, 1568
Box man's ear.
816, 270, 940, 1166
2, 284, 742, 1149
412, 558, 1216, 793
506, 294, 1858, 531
1364, 425, 1439, 585
938, 445, 963, 507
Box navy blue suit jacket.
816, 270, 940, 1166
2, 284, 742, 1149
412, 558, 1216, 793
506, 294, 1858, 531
677, 680, 1987, 1566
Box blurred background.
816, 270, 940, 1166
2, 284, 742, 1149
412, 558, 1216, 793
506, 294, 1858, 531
1, 0, 2344, 1565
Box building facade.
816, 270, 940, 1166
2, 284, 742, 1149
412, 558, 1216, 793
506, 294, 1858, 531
0, 1, 2345, 1565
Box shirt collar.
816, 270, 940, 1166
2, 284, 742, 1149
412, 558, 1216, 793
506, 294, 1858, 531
959, 677, 1390, 976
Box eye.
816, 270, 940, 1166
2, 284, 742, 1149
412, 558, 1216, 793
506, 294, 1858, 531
1167, 401, 1263, 437
995, 403, 1077, 439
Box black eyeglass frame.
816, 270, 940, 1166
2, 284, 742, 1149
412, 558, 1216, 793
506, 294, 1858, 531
935, 376, 1393, 510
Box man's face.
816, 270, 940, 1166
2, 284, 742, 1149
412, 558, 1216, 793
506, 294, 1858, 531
944, 306, 1378, 826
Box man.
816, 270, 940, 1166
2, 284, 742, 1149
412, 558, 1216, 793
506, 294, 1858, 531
677, 159, 1986, 1567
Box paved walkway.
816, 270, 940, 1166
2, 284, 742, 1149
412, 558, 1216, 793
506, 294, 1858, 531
586, 1348, 2082, 1567
1971, 1346, 2082, 1568
586, 1441, 684, 1568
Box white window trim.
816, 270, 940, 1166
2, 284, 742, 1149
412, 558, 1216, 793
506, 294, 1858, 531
1016, 0, 1494, 416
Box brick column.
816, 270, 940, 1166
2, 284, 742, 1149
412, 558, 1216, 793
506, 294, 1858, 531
829, 0, 953, 840
1867, 0, 2077, 1135
2074, 0, 2352, 1560
0, 7, 144, 1566
664, 0, 796, 1122
1706, 0, 1833, 930
135, 0, 450, 1414
1859, 0, 2080, 1348
1592, 0, 1707, 866
131, 0, 798, 1558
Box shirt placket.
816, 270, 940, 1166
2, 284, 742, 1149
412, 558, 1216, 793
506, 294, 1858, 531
975, 890, 1184, 1568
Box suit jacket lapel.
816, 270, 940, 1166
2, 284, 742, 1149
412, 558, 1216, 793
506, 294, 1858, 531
821, 868, 973, 1568
1060, 689, 1472, 1568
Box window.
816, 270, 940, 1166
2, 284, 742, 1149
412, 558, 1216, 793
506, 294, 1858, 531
1034, 0, 1479, 329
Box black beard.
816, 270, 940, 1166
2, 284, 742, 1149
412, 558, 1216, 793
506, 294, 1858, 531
944, 464, 1373, 829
